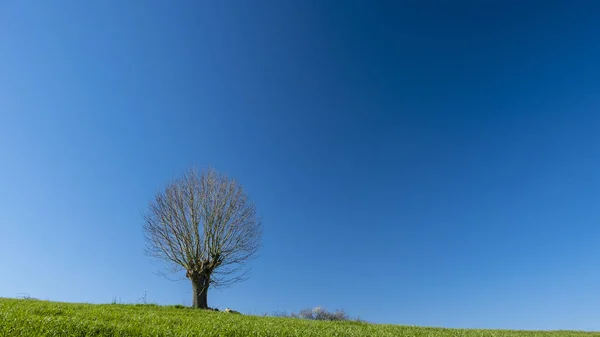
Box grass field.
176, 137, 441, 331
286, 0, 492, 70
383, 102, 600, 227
1, 298, 599, 337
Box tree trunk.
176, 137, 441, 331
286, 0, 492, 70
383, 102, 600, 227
191, 274, 209, 309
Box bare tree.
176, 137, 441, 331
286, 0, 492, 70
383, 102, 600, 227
143, 167, 262, 309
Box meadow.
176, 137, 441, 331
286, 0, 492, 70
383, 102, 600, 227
1, 298, 599, 337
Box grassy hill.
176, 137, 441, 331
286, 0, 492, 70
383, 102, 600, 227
1, 298, 598, 337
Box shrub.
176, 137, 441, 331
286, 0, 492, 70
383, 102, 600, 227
278, 307, 357, 322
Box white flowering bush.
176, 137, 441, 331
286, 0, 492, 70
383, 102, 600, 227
277, 307, 355, 321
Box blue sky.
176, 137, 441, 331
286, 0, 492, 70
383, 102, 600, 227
2, 0, 600, 330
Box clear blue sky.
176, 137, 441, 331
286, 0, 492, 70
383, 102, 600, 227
2, 0, 600, 331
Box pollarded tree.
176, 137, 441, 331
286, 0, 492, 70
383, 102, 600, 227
142, 167, 262, 309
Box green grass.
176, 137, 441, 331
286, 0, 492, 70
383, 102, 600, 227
1, 298, 598, 337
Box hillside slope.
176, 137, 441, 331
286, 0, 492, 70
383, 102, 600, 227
0, 298, 598, 337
